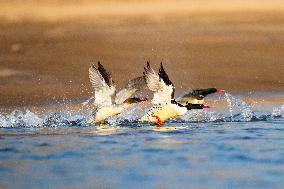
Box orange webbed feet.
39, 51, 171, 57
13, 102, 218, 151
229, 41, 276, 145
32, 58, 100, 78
152, 115, 163, 126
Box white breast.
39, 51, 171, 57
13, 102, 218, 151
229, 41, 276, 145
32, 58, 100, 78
93, 105, 125, 123
140, 103, 187, 123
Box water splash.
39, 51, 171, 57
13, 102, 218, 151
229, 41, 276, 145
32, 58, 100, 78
0, 109, 85, 128
272, 103, 284, 119
0, 94, 283, 128
177, 109, 223, 122
224, 93, 253, 121
107, 102, 152, 124
0, 109, 43, 128
42, 112, 85, 127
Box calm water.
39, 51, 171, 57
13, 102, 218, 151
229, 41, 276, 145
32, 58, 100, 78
0, 93, 284, 189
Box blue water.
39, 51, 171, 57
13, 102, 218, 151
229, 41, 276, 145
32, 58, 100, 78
0, 94, 284, 189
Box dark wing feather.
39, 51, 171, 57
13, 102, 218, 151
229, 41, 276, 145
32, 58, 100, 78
97, 61, 114, 87
89, 62, 116, 107
143, 61, 150, 81
177, 88, 217, 105
158, 62, 175, 98
143, 61, 174, 104
158, 62, 173, 86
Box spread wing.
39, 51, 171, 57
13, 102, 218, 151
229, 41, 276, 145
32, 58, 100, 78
143, 62, 174, 105
179, 89, 204, 99
177, 90, 204, 105
115, 76, 146, 104
177, 88, 218, 105
89, 62, 116, 107
181, 88, 218, 98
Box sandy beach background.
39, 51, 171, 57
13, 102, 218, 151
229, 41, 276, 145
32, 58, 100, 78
0, 0, 284, 107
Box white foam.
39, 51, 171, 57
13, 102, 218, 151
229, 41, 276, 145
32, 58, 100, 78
0, 95, 283, 128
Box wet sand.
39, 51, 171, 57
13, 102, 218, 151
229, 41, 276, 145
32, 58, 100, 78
0, 0, 284, 107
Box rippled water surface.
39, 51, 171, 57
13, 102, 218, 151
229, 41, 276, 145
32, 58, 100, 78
1, 93, 284, 189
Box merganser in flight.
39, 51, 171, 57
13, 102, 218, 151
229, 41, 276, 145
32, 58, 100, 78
139, 62, 207, 125
89, 62, 146, 124
178, 88, 225, 106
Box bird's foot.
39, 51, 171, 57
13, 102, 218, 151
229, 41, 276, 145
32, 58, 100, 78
152, 115, 163, 126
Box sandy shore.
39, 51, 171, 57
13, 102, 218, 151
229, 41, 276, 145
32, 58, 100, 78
0, 0, 284, 107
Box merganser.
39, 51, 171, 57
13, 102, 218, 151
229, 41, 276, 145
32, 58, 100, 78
140, 62, 207, 125
178, 88, 225, 106
89, 62, 146, 124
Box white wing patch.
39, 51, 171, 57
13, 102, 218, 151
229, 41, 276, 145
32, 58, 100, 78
89, 65, 116, 107
144, 63, 174, 105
